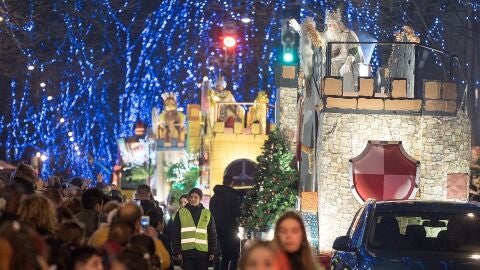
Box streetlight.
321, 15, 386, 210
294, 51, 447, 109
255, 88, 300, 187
241, 16, 252, 24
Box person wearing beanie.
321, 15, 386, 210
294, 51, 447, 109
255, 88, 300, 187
10, 162, 37, 194
172, 188, 217, 270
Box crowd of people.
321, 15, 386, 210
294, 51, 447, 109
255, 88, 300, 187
0, 163, 323, 270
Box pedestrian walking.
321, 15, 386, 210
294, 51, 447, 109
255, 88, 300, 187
210, 175, 241, 270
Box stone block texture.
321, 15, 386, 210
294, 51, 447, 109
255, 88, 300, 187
316, 111, 471, 252
277, 87, 298, 151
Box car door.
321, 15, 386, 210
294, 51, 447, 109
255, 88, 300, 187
332, 205, 368, 270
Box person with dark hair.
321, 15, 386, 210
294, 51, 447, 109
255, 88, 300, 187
129, 235, 162, 269
178, 194, 189, 208
172, 188, 217, 270
111, 189, 124, 203
273, 211, 322, 270
130, 235, 156, 257
111, 245, 152, 270
76, 188, 104, 238
210, 174, 241, 270
71, 246, 104, 270
135, 184, 151, 200
166, 193, 189, 263
70, 177, 84, 189
147, 206, 173, 269
141, 200, 156, 217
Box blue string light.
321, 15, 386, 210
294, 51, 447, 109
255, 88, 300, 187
1, 0, 478, 180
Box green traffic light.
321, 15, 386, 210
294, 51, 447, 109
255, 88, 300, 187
283, 52, 294, 63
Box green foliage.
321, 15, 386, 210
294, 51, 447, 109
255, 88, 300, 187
124, 165, 156, 182
240, 128, 298, 232
167, 157, 199, 207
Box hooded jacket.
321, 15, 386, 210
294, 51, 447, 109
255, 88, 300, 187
209, 185, 241, 247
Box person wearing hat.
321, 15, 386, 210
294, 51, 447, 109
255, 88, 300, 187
172, 188, 217, 270
207, 75, 244, 128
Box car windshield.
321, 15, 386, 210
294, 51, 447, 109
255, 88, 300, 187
367, 209, 480, 252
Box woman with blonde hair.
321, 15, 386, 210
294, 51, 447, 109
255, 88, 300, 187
273, 211, 323, 270
17, 194, 57, 235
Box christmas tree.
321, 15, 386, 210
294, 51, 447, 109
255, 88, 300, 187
240, 128, 298, 232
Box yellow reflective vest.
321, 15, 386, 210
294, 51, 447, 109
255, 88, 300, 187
178, 207, 211, 252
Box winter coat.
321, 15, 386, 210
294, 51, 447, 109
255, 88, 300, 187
172, 203, 217, 257
75, 209, 99, 238
209, 185, 241, 255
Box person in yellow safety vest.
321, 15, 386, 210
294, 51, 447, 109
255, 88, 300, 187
172, 188, 217, 270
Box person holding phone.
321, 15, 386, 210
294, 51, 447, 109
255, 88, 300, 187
172, 188, 217, 270
141, 215, 150, 232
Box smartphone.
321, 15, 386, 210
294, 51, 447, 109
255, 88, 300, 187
141, 215, 150, 230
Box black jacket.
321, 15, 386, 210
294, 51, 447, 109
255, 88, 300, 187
209, 185, 241, 255
172, 204, 217, 257
75, 209, 99, 238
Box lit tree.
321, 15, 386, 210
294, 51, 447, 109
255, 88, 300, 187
240, 128, 298, 232
0, 0, 478, 178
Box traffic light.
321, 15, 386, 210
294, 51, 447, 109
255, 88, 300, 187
222, 21, 237, 65
223, 36, 236, 48
281, 19, 297, 64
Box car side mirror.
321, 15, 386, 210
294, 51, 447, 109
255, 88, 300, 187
333, 236, 356, 252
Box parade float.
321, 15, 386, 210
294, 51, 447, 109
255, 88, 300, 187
115, 74, 272, 205
113, 8, 473, 255
277, 10, 472, 253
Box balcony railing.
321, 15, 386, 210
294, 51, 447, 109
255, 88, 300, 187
318, 42, 467, 115
212, 102, 271, 135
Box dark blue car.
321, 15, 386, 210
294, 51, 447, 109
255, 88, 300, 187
331, 200, 480, 270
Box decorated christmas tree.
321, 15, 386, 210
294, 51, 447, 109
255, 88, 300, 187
240, 128, 298, 232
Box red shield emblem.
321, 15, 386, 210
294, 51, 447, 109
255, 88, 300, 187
349, 141, 419, 203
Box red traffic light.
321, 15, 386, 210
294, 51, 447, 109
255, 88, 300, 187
223, 36, 236, 48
